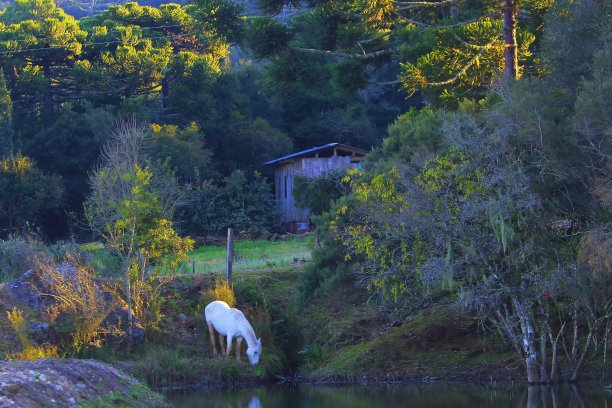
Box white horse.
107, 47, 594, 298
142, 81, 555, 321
204, 300, 262, 365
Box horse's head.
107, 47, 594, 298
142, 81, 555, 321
246, 338, 262, 366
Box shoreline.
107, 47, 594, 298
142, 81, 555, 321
153, 373, 612, 392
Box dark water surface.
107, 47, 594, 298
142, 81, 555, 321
166, 383, 611, 408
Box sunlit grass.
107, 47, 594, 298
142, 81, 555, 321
81, 235, 314, 277
175, 236, 314, 275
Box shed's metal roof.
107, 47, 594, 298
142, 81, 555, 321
263, 143, 367, 165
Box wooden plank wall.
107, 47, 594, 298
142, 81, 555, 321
275, 156, 359, 223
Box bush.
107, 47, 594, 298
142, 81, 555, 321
6, 308, 59, 360
203, 278, 236, 308
293, 171, 348, 217
33, 258, 116, 352
299, 240, 350, 301
0, 238, 44, 282
0, 238, 85, 282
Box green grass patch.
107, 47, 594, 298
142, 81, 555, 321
176, 236, 314, 275
80, 242, 122, 278
81, 236, 314, 278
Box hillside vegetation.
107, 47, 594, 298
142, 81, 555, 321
0, 0, 609, 391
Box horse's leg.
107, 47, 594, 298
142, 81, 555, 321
235, 337, 243, 362
207, 323, 218, 356
218, 332, 226, 356
226, 334, 233, 358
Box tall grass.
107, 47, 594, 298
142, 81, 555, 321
0, 238, 42, 282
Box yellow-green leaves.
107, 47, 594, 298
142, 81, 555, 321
139, 218, 195, 272
416, 149, 486, 198
0, 154, 33, 173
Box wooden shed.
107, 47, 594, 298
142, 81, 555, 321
264, 143, 367, 227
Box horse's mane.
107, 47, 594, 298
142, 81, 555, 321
236, 309, 257, 346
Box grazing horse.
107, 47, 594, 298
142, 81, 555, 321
204, 300, 262, 365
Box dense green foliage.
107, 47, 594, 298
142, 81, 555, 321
177, 170, 281, 238
0, 155, 63, 235
292, 171, 348, 217
0, 0, 410, 238
251, 0, 545, 107
306, 0, 611, 384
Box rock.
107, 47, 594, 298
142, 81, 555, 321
3, 383, 21, 394
0, 359, 169, 407
102, 309, 145, 346
27, 322, 52, 344
178, 313, 188, 323
6, 270, 49, 310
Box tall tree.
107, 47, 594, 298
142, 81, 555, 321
86, 120, 193, 339
250, 0, 539, 105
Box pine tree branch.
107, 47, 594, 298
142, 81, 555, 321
398, 16, 482, 29
294, 47, 393, 60
426, 32, 501, 87
393, 0, 461, 7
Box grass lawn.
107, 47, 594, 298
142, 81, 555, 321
176, 235, 315, 275
82, 235, 315, 277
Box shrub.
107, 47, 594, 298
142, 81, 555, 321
299, 237, 350, 301
6, 308, 59, 360
204, 278, 236, 308
0, 238, 84, 283
0, 238, 44, 282
34, 258, 116, 352
176, 170, 282, 239
298, 343, 323, 365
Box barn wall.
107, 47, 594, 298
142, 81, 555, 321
275, 155, 362, 224
275, 163, 309, 223
300, 156, 354, 178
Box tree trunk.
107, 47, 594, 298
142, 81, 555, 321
571, 328, 594, 382
513, 298, 541, 384
124, 256, 133, 341
539, 329, 548, 383
549, 322, 563, 382
503, 0, 518, 81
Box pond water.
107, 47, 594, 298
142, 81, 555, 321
166, 382, 611, 408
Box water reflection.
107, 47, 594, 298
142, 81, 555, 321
166, 383, 611, 408
248, 396, 261, 408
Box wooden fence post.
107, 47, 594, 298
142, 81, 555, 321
192, 260, 195, 274
226, 228, 233, 286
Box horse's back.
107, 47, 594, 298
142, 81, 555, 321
204, 300, 231, 321
204, 301, 243, 335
